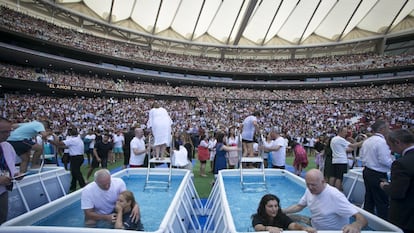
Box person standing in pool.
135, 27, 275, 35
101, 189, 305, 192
283, 169, 367, 233
252, 193, 316, 233
81, 169, 139, 227
114, 190, 144, 231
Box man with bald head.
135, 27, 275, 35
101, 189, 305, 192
283, 169, 367, 233
81, 169, 140, 227
129, 128, 147, 167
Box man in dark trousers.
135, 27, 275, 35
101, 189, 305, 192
381, 129, 414, 233
49, 128, 86, 192
359, 119, 393, 219
122, 127, 135, 169
86, 134, 113, 180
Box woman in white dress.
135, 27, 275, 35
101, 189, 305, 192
147, 102, 172, 160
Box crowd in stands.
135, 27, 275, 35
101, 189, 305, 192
1, 89, 413, 144
0, 5, 413, 146
1, 62, 414, 101
1, 6, 414, 74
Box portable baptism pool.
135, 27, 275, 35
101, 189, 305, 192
203, 169, 403, 233
7, 166, 71, 220
0, 168, 204, 233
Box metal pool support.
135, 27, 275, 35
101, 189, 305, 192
165, 178, 203, 233
203, 175, 236, 233
343, 168, 366, 207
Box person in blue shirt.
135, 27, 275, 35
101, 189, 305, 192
7, 120, 50, 173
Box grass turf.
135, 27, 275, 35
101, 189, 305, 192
78, 153, 317, 198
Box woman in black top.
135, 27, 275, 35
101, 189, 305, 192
251, 194, 315, 233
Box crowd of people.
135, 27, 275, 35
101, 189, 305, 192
2, 61, 414, 102
1, 5, 414, 232
1, 6, 414, 74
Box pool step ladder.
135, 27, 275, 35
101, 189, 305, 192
239, 156, 267, 190
144, 157, 172, 190
239, 131, 266, 190
144, 135, 173, 190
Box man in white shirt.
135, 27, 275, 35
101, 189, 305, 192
360, 119, 393, 219
129, 128, 146, 168
283, 169, 367, 233
330, 127, 363, 190
266, 130, 287, 169
81, 169, 139, 227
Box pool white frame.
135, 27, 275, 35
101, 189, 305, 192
343, 167, 366, 206
0, 168, 203, 233
7, 166, 71, 220
204, 168, 403, 233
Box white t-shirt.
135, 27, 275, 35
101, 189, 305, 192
130, 136, 146, 166
81, 178, 126, 215
113, 134, 124, 148
298, 185, 358, 230
84, 134, 96, 149
63, 135, 84, 156
271, 137, 286, 167
172, 145, 189, 167
330, 135, 350, 164
241, 115, 257, 141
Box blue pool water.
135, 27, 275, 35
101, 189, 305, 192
33, 174, 183, 232
223, 175, 310, 232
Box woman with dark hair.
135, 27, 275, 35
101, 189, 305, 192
251, 194, 315, 233
213, 131, 239, 175
226, 126, 239, 169
197, 133, 209, 177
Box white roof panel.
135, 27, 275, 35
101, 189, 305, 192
50, 0, 414, 47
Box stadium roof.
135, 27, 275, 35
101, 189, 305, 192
53, 0, 414, 47
6, 0, 414, 57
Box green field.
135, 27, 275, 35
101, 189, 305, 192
80, 153, 316, 198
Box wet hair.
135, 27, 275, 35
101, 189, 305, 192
252, 194, 282, 220
119, 190, 136, 210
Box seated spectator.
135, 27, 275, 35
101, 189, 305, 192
171, 142, 190, 170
